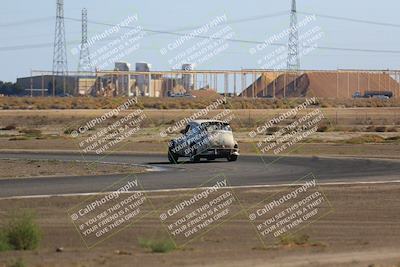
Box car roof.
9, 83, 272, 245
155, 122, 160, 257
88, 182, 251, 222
191, 119, 228, 125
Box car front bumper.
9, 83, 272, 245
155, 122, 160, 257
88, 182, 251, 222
200, 148, 240, 157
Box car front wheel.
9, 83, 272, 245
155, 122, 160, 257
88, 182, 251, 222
227, 154, 238, 162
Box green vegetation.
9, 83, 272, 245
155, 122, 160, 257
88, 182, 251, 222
7, 258, 26, 267
138, 237, 176, 253
63, 127, 76, 135
279, 233, 310, 246
0, 231, 12, 252
19, 128, 42, 137
0, 210, 41, 251
0, 81, 23, 96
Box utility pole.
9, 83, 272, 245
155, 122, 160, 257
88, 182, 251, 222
287, 0, 300, 71
78, 8, 92, 74
53, 0, 68, 76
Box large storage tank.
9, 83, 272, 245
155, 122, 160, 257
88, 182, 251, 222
182, 63, 194, 91
114, 62, 131, 96
136, 62, 152, 96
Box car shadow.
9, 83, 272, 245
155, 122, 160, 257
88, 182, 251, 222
148, 160, 228, 165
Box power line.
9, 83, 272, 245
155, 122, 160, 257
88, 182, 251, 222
2, 11, 400, 55
0, 17, 54, 27
2, 23, 400, 55
63, 16, 400, 55
0, 43, 55, 51
64, 11, 288, 37
152, 11, 287, 33
217, 11, 287, 25
0, 11, 286, 49
299, 11, 400, 28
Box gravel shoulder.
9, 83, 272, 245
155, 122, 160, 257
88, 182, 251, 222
0, 158, 147, 179
0, 183, 399, 267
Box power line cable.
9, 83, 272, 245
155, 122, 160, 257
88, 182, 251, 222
2, 12, 400, 55
299, 11, 400, 28
64, 16, 400, 55
0, 17, 54, 27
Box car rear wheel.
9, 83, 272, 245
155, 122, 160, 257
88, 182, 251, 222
190, 144, 201, 163
168, 149, 179, 164
227, 154, 238, 162
190, 155, 201, 163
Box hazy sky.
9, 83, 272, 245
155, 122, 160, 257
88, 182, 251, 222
0, 0, 399, 81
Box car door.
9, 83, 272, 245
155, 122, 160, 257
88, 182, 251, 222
184, 123, 204, 157
173, 124, 191, 156
186, 123, 209, 156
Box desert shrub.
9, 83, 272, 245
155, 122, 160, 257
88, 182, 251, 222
0, 231, 11, 251
7, 258, 26, 267
375, 126, 387, 132
4, 210, 41, 250
350, 127, 361, 132
317, 124, 329, 132
366, 126, 375, 132
8, 137, 29, 141
1, 124, 16, 130
366, 126, 387, 132
138, 237, 175, 253
346, 134, 385, 144
19, 128, 41, 137
279, 233, 310, 246
63, 127, 76, 135
266, 126, 280, 135
320, 103, 329, 108
385, 136, 400, 142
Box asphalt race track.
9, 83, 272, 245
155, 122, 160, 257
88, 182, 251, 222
0, 152, 400, 198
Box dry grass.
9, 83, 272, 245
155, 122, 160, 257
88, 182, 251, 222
0, 108, 399, 153
0, 108, 399, 132
2, 97, 400, 110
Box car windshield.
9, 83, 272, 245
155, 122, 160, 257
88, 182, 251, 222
202, 122, 232, 132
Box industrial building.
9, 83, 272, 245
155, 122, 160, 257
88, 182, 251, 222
16, 75, 90, 96
79, 62, 195, 97
18, 68, 400, 99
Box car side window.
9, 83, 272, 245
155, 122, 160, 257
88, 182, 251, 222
183, 125, 190, 135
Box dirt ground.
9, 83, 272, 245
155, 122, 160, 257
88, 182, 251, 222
1, 140, 400, 160
0, 184, 399, 267
0, 108, 399, 159
0, 107, 400, 267
0, 159, 147, 179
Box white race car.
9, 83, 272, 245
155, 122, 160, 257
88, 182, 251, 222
168, 120, 239, 163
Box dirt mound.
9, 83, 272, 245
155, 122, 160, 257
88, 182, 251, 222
306, 72, 399, 98
190, 89, 220, 98
241, 72, 399, 99
240, 73, 275, 97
